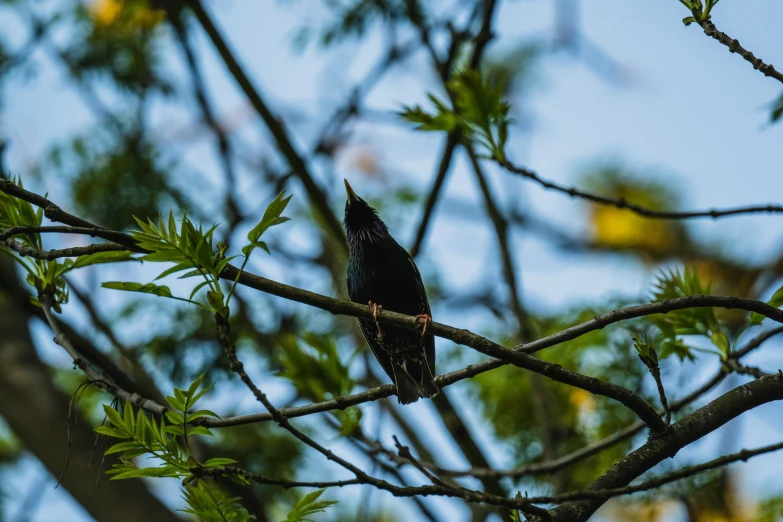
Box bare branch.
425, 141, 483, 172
732, 326, 783, 358
549, 374, 783, 521
725, 358, 771, 379
1, 238, 126, 260
393, 435, 448, 487
695, 17, 783, 85
498, 159, 783, 220
194, 465, 361, 489
422, 366, 729, 479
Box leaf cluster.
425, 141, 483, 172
649, 267, 724, 360
282, 489, 338, 522
399, 69, 512, 160
0, 178, 133, 310
680, 0, 720, 26
102, 191, 292, 316
95, 375, 257, 519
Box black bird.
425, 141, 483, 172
343, 180, 439, 404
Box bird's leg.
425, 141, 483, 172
369, 301, 384, 340
414, 314, 432, 335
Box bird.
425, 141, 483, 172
343, 179, 440, 404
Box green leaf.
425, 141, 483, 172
190, 383, 214, 406
186, 374, 206, 400
165, 425, 186, 436
104, 441, 143, 455
283, 489, 338, 522
94, 426, 129, 438
711, 331, 730, 356
154, 262, 195, 281
189, 280, 211, 301
185, 409, 219, 422
682, 16, 697, 26
103, 404, 128, 432
165, 411, 185, 425
203, 457, 237, 467
247, 190, 292, 244
101, 281, 173, 298
242, 241, 269, 257
750, 284, 783, 325
60, 250, 135, 275
188, 426, 213, 437
166, 395, 186, 411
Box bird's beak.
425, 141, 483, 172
344, 179, 359, 202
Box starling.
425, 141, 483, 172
343, 180, 440, 404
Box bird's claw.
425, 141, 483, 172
414, 314, 432, 335
369, 301, 383, 320
369, 301, 384, 340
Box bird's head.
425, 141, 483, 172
343, 179, 389, 240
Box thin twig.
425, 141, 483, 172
498, 159, 783, 220
392, 435, 448, 487
695, 18, 783, 86
549, 374, 783, 521
532, 439, 783, 504
725, 358, 771, 379
732, 326, 783, 358
1, 239, 126, 260
422, 366, 729, 479
193, 437, 783, 507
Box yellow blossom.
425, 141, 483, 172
90, 0, 165, 29
591, 206, 673, 252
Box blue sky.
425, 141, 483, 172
2, 1, 783, 521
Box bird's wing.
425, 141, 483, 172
358, 319, 397, 384
406, 254, 436, 377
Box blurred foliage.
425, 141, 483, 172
69, 0, 168, 95
292, 0, 407, 49
0, 178, 133, 310
400, 69, 512, 160
582, 166, 687, 257
43, 130, 172, 230
278, 332, 362, 435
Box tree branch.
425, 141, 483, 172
543, 438, 783, 503
548, 373, 783, 521
427, 365, 729, 479
695, 17, 783, 86
1, 238, 126, 260
498, 159, 783, 220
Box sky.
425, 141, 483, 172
2, 0, 783, 521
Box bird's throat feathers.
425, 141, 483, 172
345, 200, 392, 253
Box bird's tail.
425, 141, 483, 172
394, 359, 440, 405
